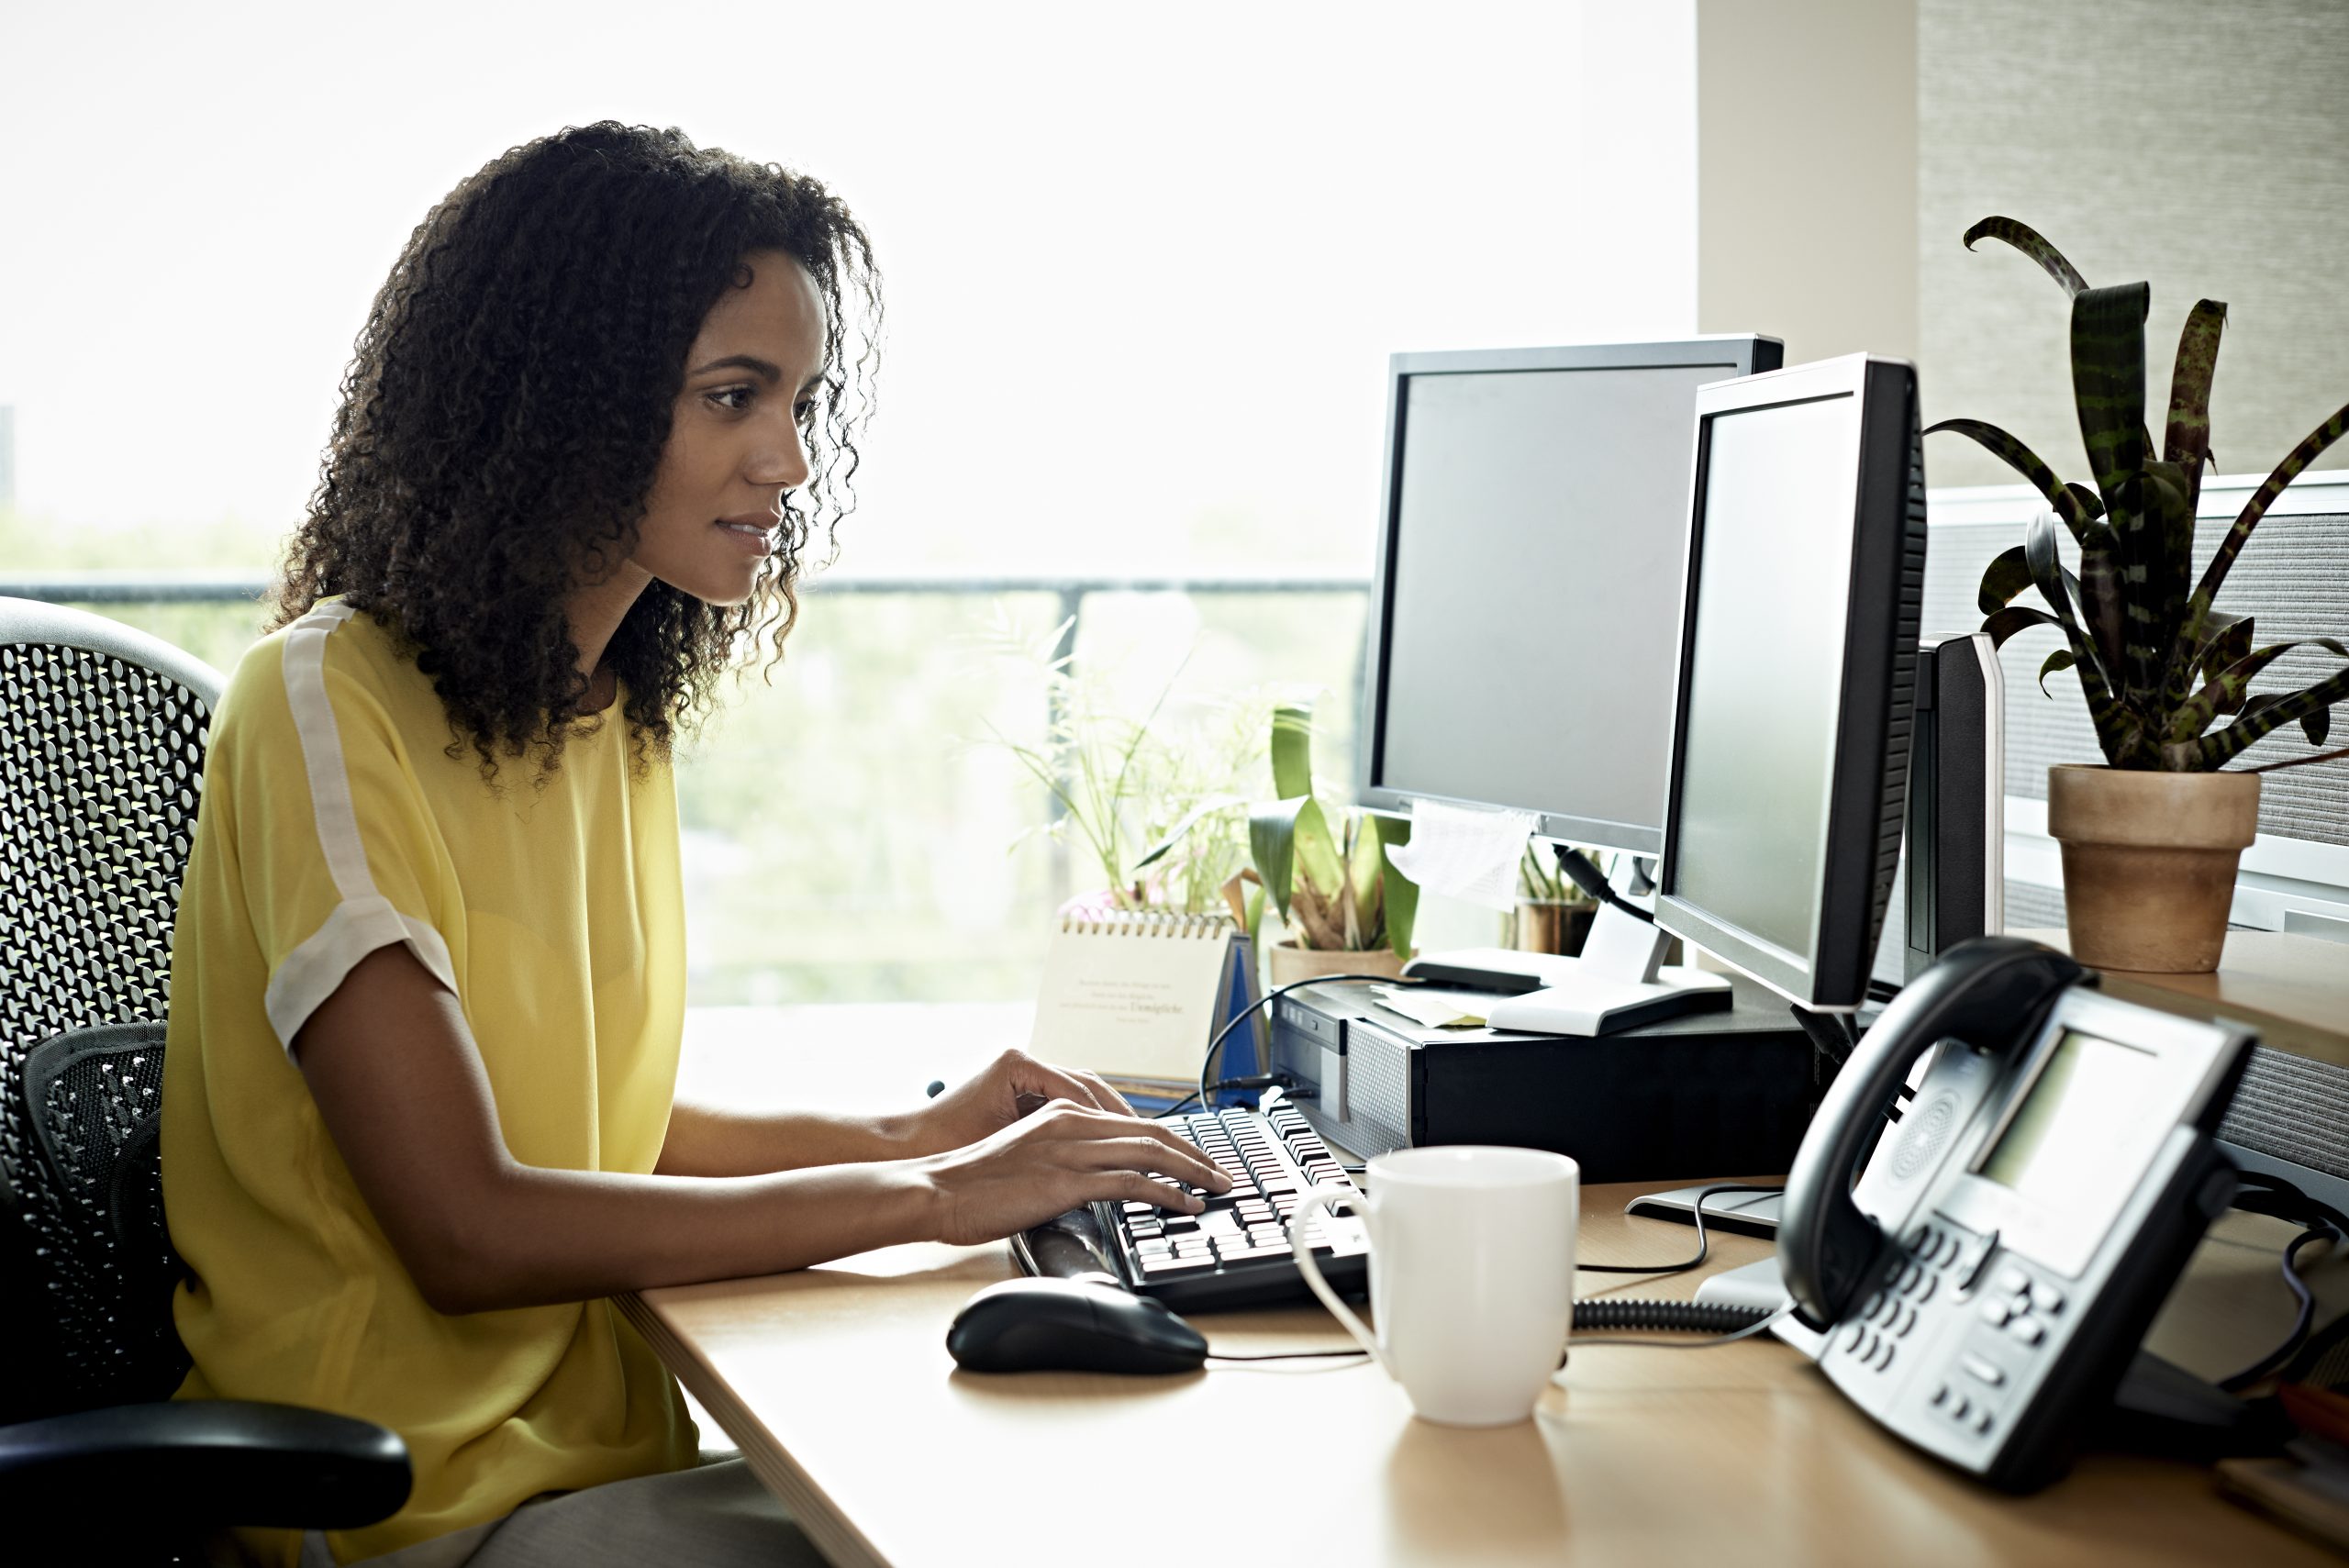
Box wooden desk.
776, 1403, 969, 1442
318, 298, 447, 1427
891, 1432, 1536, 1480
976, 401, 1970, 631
627, 1005, 2340, 1568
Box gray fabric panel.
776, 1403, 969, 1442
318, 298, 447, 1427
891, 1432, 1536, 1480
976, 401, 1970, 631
1918, 0, 2349, 491
1923, 511, 2349, 845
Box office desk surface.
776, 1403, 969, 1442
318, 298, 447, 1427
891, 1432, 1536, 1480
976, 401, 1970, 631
631, 1005, 2337, 1568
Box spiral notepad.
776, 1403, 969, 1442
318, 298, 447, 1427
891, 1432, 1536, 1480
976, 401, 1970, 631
1028, 911, 1257, 1092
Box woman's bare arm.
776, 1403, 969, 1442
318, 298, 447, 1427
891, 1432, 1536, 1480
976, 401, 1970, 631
295, 944, 1228, 1314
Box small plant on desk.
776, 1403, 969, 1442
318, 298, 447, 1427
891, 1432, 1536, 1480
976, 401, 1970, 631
1240, 695, 1420, 984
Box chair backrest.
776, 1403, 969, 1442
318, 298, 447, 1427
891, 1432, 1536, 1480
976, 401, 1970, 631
0, 598, 226, 1422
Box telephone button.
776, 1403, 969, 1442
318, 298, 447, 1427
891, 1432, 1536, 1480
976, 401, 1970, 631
1996, 1265, 2031, 1296
2009, 1318, 2047, 1348
1874, 1295, 1903, 1328
1907, 1222, 1934, 1251
1897, 1262, 1924, 1295
1935, 1233, 1964, 1268
1843, 1323, 1869, 1354
1931, 1383, 1954, 1408
2033, 1284, 2065, 1315
1894, 1304, 1919, 1338
1860, 1289, 1885, 1321
1872, 1340, 1896, 1372
1961, 1353, 2007, 1387
1950, 1394, 1974, 1421
1969, 1409, 1994, 1436
1979, 1299, 2012, 1327
1913, 1271, 1938, 1302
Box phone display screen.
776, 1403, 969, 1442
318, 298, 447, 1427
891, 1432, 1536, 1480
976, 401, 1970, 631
1976, 1029, 2171, 1232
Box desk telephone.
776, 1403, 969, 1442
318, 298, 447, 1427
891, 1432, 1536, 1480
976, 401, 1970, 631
1776, 936, 2254, 1491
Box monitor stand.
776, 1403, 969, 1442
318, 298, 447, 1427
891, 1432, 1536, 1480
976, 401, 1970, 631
1405, 862, 1732, 1036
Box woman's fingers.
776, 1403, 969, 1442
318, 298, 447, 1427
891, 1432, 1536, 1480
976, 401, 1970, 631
1003, 1052, 1132, 1118
1066, 1067, 1134, 1118
1017, 1105, 1230, 1192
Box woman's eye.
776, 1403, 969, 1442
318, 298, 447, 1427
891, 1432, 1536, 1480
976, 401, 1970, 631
707, 385, 755, 412
794, 398, 817, 422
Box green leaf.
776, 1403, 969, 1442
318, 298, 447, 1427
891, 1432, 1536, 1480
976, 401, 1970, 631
1977, 545, 2034, 617
2070, 283, 2151, 506
1962, 217, 2089, 298
1269, 700, 1315, 801
1924, 419, 2094, 540
1347, 817, 1384, 949
2163, 300, 2227, 516
2164, 662, 2349, 772
2120, 461, 2195, 703
2036, 649, 2076, 698
2176, 397, 2349, 690
2162, 638, 2346, 746
2025, 510, 2142, 764
1132, 794, 1244, 871
1380, 817, 1418, 959
1248, 798, 1309, 925
2307, 706, 2333, 748
1983, 604, 2062, 650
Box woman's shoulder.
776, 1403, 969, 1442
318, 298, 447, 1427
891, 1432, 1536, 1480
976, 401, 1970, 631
219, 600, 432, 731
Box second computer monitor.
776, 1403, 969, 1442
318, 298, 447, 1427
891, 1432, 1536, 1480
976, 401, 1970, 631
1357, 336, 1783, 857
1655, 353, 1926, 1011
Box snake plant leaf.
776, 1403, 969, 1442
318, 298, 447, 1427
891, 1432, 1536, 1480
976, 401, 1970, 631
1929, 419, 2096, 540
2121, 461, 2196, 702
1963, 217, 2089, 298
2164, 300, 2227, 516
2308, 705, 2333, 748
1346, 816, 1383, 951
1379, 817, 1418, 959
2163, 638, 2349, 746
2071, 284, 2151, 506
2064, 482, 2108, 522
2163, 662, 2349, 772
2178, 397, 2349, 680
1984, 604, 2064, 649
1977, 545, 2034, 616
1132, 794, 1245, 872
2024, 510, 2141, 763
2074, 520, 2126, 679
2037, 649, 2076, 698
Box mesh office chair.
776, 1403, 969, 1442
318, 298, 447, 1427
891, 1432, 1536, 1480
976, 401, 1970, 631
0, 597, 409, 1562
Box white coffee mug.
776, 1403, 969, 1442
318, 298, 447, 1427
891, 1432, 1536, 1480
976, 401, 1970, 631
1290, 1144, 1578, 1427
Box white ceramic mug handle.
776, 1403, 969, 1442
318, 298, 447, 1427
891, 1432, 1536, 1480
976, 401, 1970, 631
1290, 1183, 1386, 1374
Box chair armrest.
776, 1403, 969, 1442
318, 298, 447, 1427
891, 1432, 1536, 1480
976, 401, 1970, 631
0, 1399, 411, 1529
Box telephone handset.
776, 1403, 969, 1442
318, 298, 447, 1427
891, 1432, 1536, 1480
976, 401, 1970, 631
1777, 935, 2254, 1491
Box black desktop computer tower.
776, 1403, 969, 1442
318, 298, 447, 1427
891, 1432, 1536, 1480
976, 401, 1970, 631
1265, 975, 1818, 1181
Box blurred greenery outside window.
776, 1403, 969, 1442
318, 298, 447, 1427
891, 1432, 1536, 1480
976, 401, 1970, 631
5, 509, 1368, 1003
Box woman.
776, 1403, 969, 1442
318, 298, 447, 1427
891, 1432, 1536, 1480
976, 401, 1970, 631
160, 122, 1228, 1568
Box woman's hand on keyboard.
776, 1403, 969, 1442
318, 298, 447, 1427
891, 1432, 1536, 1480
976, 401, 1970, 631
902, 1048, 1133, 1158
915, 1101, 1235, 1246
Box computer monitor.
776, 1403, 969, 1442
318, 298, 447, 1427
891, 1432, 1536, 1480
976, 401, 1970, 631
1354, 336, 1784, 1036
1358, 337, 1783, 854
1654, 353, 1926, 1012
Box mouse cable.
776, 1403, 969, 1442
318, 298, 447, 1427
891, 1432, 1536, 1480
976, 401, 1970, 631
2214, 1173, 2349, 1392
1576, 1184, 1784, 1278
1156, 972, 1424, 1120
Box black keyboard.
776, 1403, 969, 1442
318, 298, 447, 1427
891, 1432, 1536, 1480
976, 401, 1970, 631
1012, 1093, 1370, 1310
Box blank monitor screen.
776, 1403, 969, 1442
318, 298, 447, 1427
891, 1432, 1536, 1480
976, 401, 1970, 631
1365, 342, 1777, 856
1669, 395, 1860, 956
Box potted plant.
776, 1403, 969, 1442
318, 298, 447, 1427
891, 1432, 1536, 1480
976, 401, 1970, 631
1506, 843, 1598, 957
1243, 696, 1420, 985
1932, 217, 2349, 972
980, 612, 1253, 916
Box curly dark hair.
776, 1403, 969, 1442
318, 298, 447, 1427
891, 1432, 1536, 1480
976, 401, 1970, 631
273, 121, 881, 774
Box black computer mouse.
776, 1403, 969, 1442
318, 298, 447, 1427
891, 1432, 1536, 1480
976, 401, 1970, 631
946, 1277, 1209, 1374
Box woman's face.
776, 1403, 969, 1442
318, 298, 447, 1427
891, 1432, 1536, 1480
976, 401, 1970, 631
629, 250, 829, 606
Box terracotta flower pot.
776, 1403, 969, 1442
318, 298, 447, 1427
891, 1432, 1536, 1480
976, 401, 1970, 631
2046, 764, 2259, 973
1266, 940, 1410, 988
1509, 899, 1596, 957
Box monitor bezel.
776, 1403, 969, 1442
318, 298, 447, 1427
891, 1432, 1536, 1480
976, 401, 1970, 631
1354, 334, 1786, 857
1653, 354, 1921, 1010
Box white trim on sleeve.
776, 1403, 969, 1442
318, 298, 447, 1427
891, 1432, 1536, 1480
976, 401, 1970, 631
269, 604, 461, 1057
